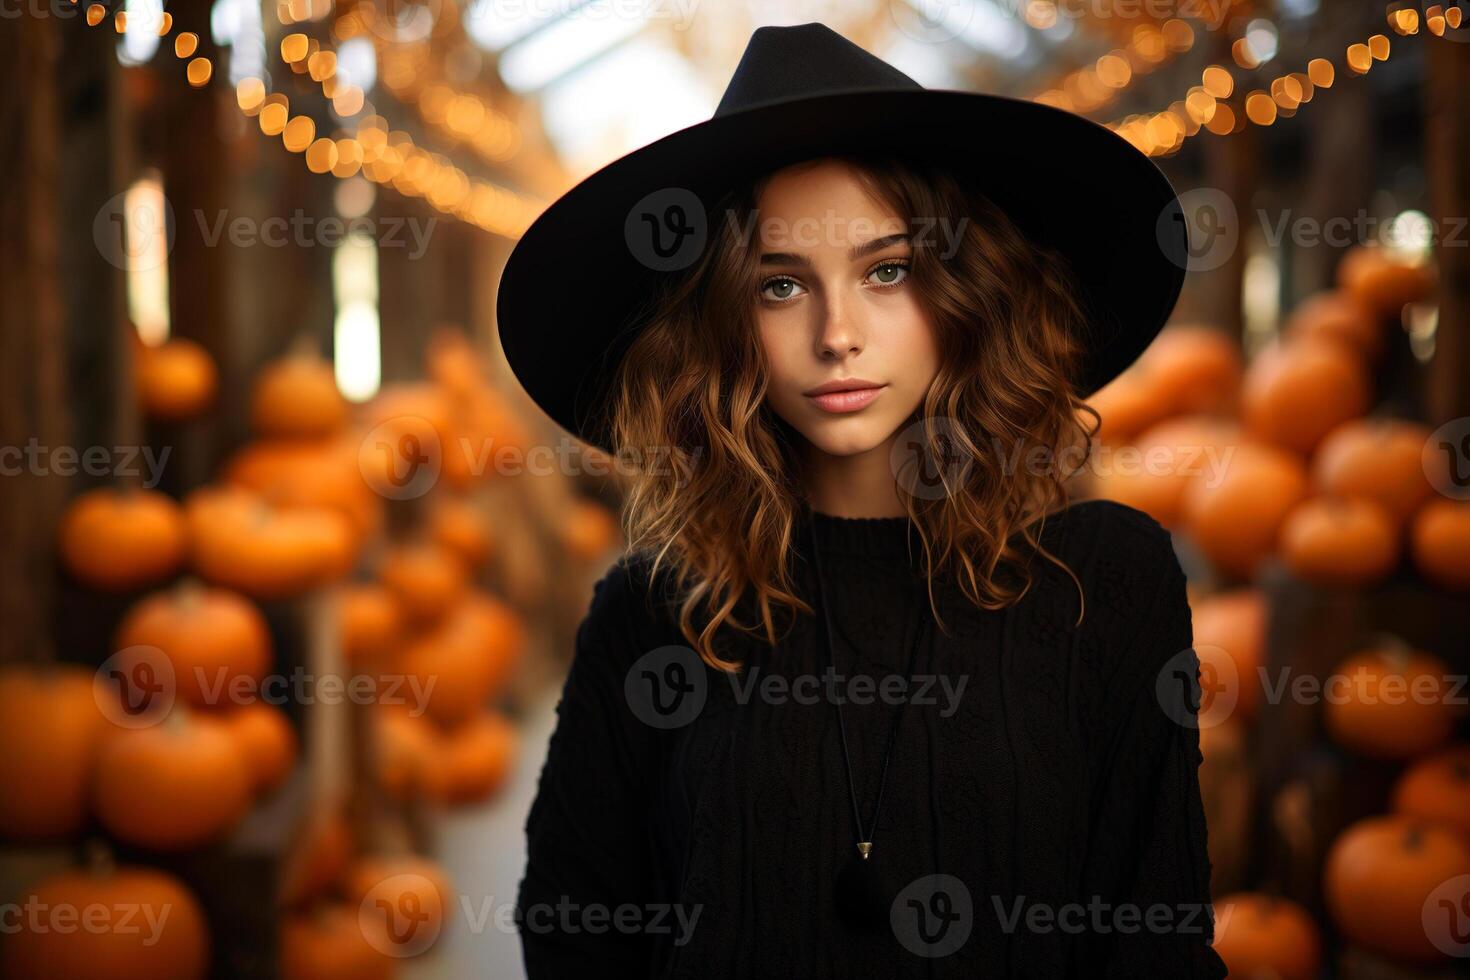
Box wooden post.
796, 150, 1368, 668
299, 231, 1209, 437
1425, 32, 1470, 426
0, 10, 71, 664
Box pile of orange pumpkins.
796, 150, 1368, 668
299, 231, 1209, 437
276, 818, 458, 980
1209, 741, 1470, 978
0, 330, 596, 979
1087, 246, 1470, 976
1088, 244, 1467, 593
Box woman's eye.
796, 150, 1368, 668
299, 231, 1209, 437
868, 261, 909, 287
761, 277, 804, 302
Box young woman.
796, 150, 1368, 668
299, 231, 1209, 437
497, 22, 1225, 979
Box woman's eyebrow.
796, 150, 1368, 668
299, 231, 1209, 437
759, 232, 912, 267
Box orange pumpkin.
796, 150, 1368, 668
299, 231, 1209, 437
561, 498, 621, 562
1090, 416, 1241, 529
379, 543, 468, 624
250, 353, 348, 439
1241, 338, 1371, 455
1410, 499, 1470, 591
0, 665, 107, 841
1181, 441, 1309, 580
223, 701, 297, 794
137, 337, 218, 421
114, 582, 272, 709
427, 329, 485, 400
1284, 290, 1384, 360
186, 486, 357, 599
344, 855, 450, 957
0, 863, 209, 979
279, 807, 354, 909
1081, 368, 1170, 446
1323, 647, 1457, 760
1278, 496, 1399, 587
400, 593, 524, 727
1324, 816, 1470, 964
1211, 892, 1321, 980
478, 594, 527, 702
438, 710, 518, 804
1337, 245, 1435, 317
430, 497, 494, 568
59, 488, 187, 592
339, 584, 405, 667
461, 385, 532, 459
1312, 418, 1435, 525
375, 707, 445, 801
1190, 589, 1265, 722
361, 383, 466, 488
1394, 744, 1470, 841
93, 708, 254, 850
1138, 324, 1243, 416
280, 906, 396, 980
224, 438, 381, 540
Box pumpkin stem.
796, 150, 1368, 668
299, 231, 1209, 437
83, 838, 116, 876
288, 334, 323, 361
175, 576, 206, 609
163, 705, 190, 734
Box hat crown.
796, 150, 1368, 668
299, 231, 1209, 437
713, 22, 922, 118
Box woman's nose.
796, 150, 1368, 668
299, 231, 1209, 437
815, 291, 863, 359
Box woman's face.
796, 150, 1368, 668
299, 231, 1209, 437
753, 159, 940, 459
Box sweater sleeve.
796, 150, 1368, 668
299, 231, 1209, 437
516, 559, 662, 978
1077, 517, 1229, 980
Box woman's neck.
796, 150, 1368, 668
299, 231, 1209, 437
802, 432, 909, 518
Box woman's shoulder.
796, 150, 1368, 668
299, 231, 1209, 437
576, 550, 685, 652
1032, 497, 1179, 569
1022, 498, 1189, 638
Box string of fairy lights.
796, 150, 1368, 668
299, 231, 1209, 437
58, 0, 1470, 230
74, 0, 542, 236
1032, 17, 1199, 115
1102, 5, 1466, 157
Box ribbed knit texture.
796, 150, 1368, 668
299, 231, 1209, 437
516, 499, 1227, 979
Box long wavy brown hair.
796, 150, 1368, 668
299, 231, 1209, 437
605, 151, 1101, 671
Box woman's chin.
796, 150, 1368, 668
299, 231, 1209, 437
798, 417, 897, 459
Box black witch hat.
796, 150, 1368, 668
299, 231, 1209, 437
496, 21, 1189, 451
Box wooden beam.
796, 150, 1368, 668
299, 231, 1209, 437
1425, 33, 1470, 426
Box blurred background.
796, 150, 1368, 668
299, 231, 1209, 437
2, 1, 1470, 978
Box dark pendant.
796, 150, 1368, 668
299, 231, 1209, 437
834, 845, 889, 930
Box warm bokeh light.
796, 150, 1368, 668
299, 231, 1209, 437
1245, 91, 1278, 126
186, 57, 213, 87
1202, 65, 1234, 99
282, 115, 316, 152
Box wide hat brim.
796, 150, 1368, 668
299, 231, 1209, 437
497, 88, 1188, 453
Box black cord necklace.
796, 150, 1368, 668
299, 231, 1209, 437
805, 512, 931, 930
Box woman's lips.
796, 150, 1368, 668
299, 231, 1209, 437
805, 385, 886, 413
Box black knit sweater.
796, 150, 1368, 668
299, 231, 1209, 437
515, 499, 1229, 979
